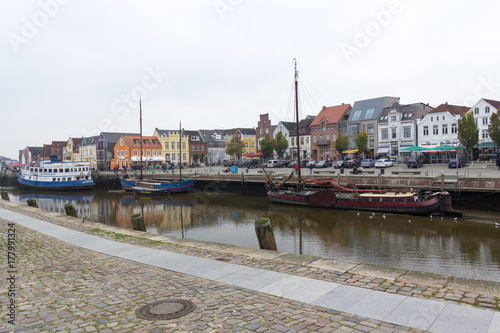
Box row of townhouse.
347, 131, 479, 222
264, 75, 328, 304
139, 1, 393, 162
19, 97, 500, 167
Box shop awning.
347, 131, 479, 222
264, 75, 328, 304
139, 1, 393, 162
376, 147, 390, 154
479, 142, 498, 148
399, 146, 428, 151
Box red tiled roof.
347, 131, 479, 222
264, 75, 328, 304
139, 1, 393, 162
484, 99, 500, 110
118, 135, 162, 149
429, 104, 469, 116
311, 104, 352, 126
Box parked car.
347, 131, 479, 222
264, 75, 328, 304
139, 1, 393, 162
333, 160, 345, 169
288, 160, 298, 168
360, 159, 375, 168
315, 160, 332, 168
407, 158, 423, 168
305, 161, 317, 168
448, 159, 465, 168
300, 160, 310, 167
223, 160, 233, 167
375, 158, 393, 168
345, 159, 360, 168
242, 159, 259, 168
277, 160, 290, 168
266, 160, 279, 168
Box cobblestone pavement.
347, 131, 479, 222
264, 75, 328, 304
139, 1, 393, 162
1, 216, 426, 333
1, 201, 499, 332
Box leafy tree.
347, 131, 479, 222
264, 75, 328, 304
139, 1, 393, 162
488, 110, 500, 145
335, 132, 349, 157
199, 154, 205, 163
192, 153, 199, 163
260, 135, 274, 159
225, 134, 245, 159
273, 131, 289, 159
457, 111, 479, 162
355, 130, 368, 158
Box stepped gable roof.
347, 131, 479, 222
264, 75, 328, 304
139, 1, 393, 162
484, 99, 500, 110
429, 104, 469, 116
312, 104, 352, 126
155, 129, 189, 138
120, 135, 162, 148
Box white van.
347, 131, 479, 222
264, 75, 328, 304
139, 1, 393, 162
267, 160, 279, 168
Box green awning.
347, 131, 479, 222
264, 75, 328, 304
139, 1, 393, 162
399, 146, 428, 151
479, 142, 498, 148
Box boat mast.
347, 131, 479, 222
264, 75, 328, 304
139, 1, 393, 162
139, 99, 143, 180
179, 121, 182, 181
294, 59, 301, 179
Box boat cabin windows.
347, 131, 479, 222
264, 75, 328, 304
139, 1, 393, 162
65, 168, 70, 172
60, 169, 63, 172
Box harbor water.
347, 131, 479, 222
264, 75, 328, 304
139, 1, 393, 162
2, 186, 500, 283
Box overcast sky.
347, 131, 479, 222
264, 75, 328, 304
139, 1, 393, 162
2, 0, 500, 160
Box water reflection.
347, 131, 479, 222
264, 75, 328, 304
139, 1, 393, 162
3, 187, 500, 282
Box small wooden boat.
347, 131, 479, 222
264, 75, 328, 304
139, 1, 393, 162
132, 186, 171, 196
121, 177, 194, 193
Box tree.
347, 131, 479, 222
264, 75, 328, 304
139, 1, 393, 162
260, 135, 274, 159
273, 131, 289, 159
457, 111, 479, 162
355, 130, 368, 158
488, 110, 500, 146
225, 134, 245, 159
192, 153, 199, 163
335, 132, 349, 157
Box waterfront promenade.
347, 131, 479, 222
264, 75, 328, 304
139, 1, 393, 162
1, 200, 499, 332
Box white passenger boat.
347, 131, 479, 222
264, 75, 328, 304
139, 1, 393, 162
18, 156, 94, 190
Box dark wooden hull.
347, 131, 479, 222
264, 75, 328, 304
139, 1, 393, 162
268, 189, 444, 216
267, 188, 337, 208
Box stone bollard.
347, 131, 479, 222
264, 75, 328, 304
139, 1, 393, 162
27, 198, 38, 208
64, 203, 78, 218
131, 213, 146, 232
254, 218, 277, 251
1, 191, 10, 201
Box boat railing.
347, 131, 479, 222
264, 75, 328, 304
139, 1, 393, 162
82, 215, 106, 224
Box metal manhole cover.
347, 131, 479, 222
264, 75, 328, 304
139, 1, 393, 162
137, 299, 195, 320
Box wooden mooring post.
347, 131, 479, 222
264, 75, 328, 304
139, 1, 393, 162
131, 213, 146, 232
64, 203, 78, 218
1, 191, 10, 201
27, 198, 38, 208
254, 218, 277, 251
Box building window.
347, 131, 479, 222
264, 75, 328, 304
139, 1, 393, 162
153, 150, 157, 156
364, 108, 375, 119
369, 136, 374, 147
201, 146, 204, 151
483, 118, 488, 125
403, 127, 411, 138
165, 142, 169, 150
313, 135, 316, 143
381, 129, 388, 140
133, 150, 138, 156
251, 142, 255, 149
423, 126, 429, 136
158, 150, 162, 155
182, 142, 186, 150
486, 106, 491, 113
367, 124, 374, 135
265, 128, 268, 134
197, 146, 200, 151
351, 110, 362, 120
452, 123, 458, 134
245, 142, 249, 149
120, 139, 123, 146
260, 129, 263, 134
165, 153, 170, 161
436, 116, 439, 121
326, 133, 329, 141
391, 128, 397, 139
306, 137, 309, 144
442, 124, 448, 134
482, 129, 489, 139
146, 150, 151, 156
391, 115, 396, 122
291, 138, 295, 146
125, 150, 128, 156
433, 125, 439, 135
192, 146, 195, 151
182, 153, 187, 162
322, 122, 326, 132
332, 133, 337, 141
301, 137, 304, 145
475, 107, 479, 114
